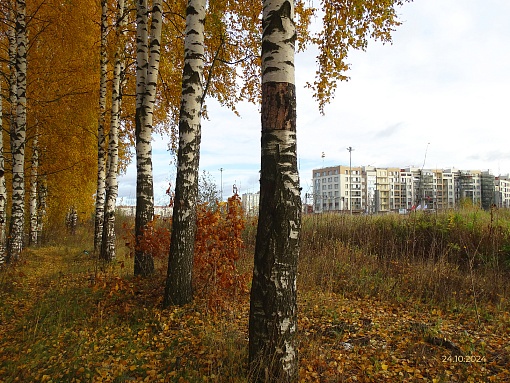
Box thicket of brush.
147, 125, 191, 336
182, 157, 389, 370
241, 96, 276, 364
298, 208, 510, 314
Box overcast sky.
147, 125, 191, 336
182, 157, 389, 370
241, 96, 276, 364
118, 0, 510, 206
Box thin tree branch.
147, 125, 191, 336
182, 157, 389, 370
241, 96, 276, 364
201, 35, 224, 106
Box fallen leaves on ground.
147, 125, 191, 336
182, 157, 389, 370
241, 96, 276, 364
0, 246, 508, 382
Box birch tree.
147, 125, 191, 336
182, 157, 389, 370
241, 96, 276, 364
247, 0, 410, 379
248, 1, 300, 380
0, 79, 6, 264
94, 0, 109, 254
1, 1, 16, 263
8, 0, 27, 262
163, 0, 206, 307
101, 0, 127, 262
29, 131, 39, 245
7, 2, 17, 156
36, 175, 47, 244
133, 0, 163, 276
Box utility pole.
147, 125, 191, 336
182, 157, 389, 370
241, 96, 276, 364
219, 168, 223, 201
347, 146, 354, 214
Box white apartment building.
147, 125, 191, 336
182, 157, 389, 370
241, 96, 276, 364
241, 192, 260, 216
312, 165, 363, 213
312, 166, 510, 213
495, 175, 510, 208
441, 169, 457, 209
363, 166, 377, 213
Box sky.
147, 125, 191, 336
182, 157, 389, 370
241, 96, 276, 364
118, 0, 510, 206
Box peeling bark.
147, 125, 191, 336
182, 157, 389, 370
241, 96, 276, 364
249, 1, 301, 381
164, 0, 206, 307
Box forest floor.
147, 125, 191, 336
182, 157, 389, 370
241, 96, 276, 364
0, 241, 509, 382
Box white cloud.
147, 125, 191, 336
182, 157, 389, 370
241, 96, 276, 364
119, 0, 510, 205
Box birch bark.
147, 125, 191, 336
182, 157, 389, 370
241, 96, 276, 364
94, 0, 109, 254
3, 3, 16, 264
8, 0, 28, 262
0, 79, 6, 264
8, 2, 17, 142
29, 132, 39, 245
37, 176, 47, 243
134, 0, 163, 276
163, 0, 206, 307
248, 1, 301, 381
101, 0, 127, 262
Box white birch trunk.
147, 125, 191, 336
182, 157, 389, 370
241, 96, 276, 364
29, 132, 39, 245
164, 0, 206, 306
134, 0, 162, 276
8, 2, 17, 138
37, 175, 47, 243
249, 1, 301, 381
8, 0, 28, 262
101, 0, 126, 262
94, 0, 109, 254
3, 3, 16, 264
0, 79, 6, 264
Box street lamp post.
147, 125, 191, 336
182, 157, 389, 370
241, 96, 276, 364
347, 146, 354, 214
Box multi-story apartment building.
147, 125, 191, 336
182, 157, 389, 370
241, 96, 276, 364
481, 171, 496, 209
376, 168, 390, 213
388, 167, 402, 211
495, 175, 510, 208
312, 166, 510, 213
399, 169, 415, 211
441, 169, 457, 209
312, 165, 363, 213
241, 192, 260, 216
363, 166, 377, 213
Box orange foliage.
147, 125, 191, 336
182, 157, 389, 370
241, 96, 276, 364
124, 216, 171, 261
193, 192, 249, 310
123, 192, 249, 310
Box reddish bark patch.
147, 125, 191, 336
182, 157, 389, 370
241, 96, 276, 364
261, 82, 296, 131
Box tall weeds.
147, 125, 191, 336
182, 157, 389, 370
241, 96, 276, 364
299, 210, 510, 311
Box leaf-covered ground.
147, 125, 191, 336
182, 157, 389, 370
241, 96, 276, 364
0, 245, 509, 382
